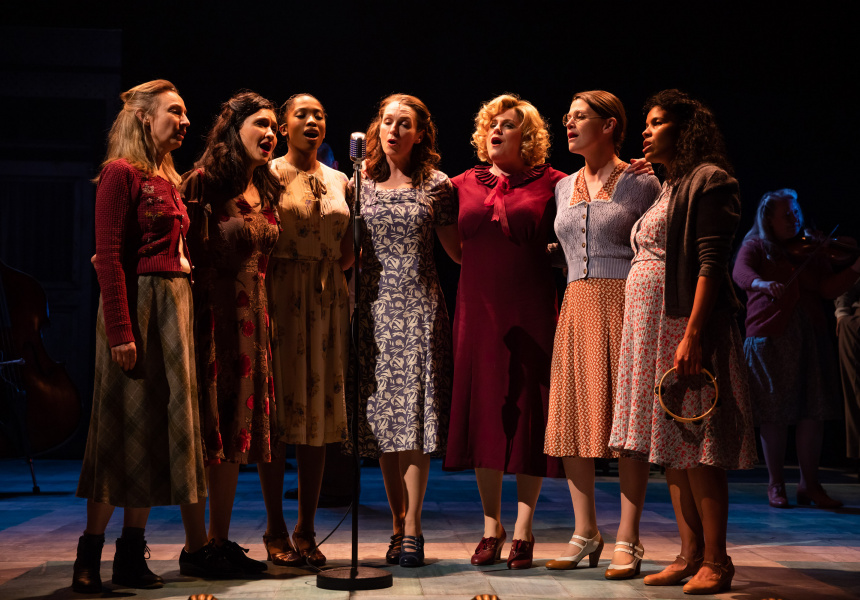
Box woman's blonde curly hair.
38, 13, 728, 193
471, 94, 550, 167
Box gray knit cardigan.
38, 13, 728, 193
553, 169, 661, 283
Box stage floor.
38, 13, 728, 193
0, 459, 857, 600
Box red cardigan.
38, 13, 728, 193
93, 159, 191, 347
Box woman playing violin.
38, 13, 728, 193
732, 188, 860, 509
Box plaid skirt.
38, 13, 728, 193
77, 275, 207, 507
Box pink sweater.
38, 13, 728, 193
93, 159, 191, 346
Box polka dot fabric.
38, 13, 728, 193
545, 278, 626, 458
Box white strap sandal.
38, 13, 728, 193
545, 532, 603, 570
604, 540, 644, 580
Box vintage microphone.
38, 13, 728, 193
317, 133, 392, 591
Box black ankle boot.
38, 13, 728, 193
111, 528, 164, 589
72, 533, 104, 593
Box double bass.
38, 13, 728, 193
0, 259, 82, 493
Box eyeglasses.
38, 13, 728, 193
562, 113, 607, 127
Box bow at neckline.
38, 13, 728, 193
477, 164, 549, 238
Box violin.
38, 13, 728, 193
783, 229, 860, 269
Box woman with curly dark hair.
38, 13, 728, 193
179, 91, 282, 575
444, 94, 566, 570
608, 89, 755, 594
348, 94, 460, 568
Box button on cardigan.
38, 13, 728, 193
93, 159, 191, 347
554, 168, 660, 282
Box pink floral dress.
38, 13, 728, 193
609, 185, 756, 469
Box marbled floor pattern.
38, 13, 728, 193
0, 459, 858, 600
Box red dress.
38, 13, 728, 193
444, 164, 566, 477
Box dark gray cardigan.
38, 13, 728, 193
664, 163, 742, 317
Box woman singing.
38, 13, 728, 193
543, 91, 660, 575
609, 89, 756, 594
348, 94, 460, 568
444, 94, 565, 570
262, 94, 353, 567
180, 92, 282, 574
75, 80, 208, 592
732, 189, 860, 508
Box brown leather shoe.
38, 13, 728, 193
767, 483, 789, 508
797, 484, 843, 508
293, 528, 326, 567
682, 557, 734, 595
471, 528, 506, 566
262, 532, 302, 567
643, 554, 703, 586
506, 534, 535, 570
604, 541, 644, 580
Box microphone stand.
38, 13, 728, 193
316, 150, 392, 591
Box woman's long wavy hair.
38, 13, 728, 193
471, 93, 550, 167
644, 89, 732, 181
365, 94, 440, 187
195, 91, 282, 207
98, 79, 183, 185
741, 188, 803, 256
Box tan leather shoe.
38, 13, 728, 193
682, 557, 734, 595
643, 554, 702, 586
604, 541, 644, 580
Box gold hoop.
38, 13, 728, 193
653, 367, 719, 424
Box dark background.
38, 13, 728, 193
2, 1, 857, 460
7, 1, 857, 223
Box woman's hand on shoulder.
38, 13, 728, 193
752, 278, 785, 299
111, 341, 137, 371
627, 158, 654, 176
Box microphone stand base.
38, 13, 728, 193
316, 565, 393, 591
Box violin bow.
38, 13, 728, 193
781, 225, 839, 290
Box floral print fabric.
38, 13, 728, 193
347, 171, 455, 457
267, 159, 350, 446
609, 187, 756, 470
182, 170, 280, 464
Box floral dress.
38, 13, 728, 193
347, 171, 455, 457
267, 159, 350, 446
181, 169, 280, 464
609, 184, 756, 469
